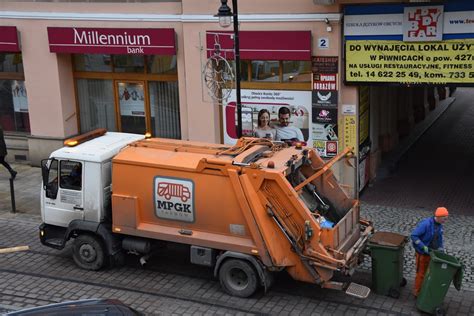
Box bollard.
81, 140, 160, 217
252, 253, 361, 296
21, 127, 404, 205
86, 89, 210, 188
9, 178, 16, 213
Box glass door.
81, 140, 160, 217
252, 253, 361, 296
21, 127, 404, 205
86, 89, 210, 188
115, 80, 149, 134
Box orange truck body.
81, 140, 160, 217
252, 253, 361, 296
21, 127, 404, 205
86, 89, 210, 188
111, 137, 372, 287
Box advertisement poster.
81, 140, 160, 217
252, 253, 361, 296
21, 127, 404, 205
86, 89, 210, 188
11, 80, 28, 113
343, 116, 357, 150
222, 89, 311, 145
118, 82, 145, 116
311, 56, 339, 157
345, 39, 474, 84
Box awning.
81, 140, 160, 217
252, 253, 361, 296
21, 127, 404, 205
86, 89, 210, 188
47, 27, 176, 55
206, 30, 311, 60
0, 26, 20, 52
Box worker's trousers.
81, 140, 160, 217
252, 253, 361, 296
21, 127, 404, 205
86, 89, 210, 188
414, 252, 430, 296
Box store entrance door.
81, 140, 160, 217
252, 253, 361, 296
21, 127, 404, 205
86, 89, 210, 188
115, 80, 149, 134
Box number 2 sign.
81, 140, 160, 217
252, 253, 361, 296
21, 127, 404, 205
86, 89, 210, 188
318, 37, 329, 49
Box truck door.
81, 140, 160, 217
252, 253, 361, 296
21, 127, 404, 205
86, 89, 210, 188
43, 159, 85, 226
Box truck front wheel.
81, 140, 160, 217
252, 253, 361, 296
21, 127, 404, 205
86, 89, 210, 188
72, 234, 107, 271
219, 259, 259, 297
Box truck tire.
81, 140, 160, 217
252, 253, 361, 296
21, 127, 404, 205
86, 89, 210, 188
219, 259, 259, 298
72, 234, 107, 271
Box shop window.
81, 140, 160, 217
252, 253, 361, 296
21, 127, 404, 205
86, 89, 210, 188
74, 54, 112, 72
60, 160, 82, 191
76, 79, 116, 133
228, 60, 249, 82
0, 53, 23, 73
282, 61, 311, 83
147, 55, 177, 75
0, 80, 30, 132
117, 81, 146, 134
251, 61, 280, 82
149, 81, 181, 139
113, 55, 145, 73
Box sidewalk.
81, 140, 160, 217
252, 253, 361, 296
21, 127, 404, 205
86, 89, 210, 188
0, 163, 41, 216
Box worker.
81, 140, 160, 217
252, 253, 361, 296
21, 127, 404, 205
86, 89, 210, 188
411, 207, 449, 297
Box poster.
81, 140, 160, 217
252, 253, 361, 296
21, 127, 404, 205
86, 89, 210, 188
313, 140, 338, 157
343, 116, 357, 150
118, 82, 145, 116
312, 123, 338, 141
222, 89, 311, 145
312, 107, 338, 124
11, 80, 28, 113
345, 39, 474, 84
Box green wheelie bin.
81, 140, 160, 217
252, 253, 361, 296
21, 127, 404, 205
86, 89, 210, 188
416, 250, 463, 316
368, 232, 408, 298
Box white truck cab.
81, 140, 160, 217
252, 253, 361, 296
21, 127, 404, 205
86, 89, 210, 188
39, 130, 144, 256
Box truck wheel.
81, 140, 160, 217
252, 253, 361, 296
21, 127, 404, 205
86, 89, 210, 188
72, 234, 107, 271
219, 259, 259, 298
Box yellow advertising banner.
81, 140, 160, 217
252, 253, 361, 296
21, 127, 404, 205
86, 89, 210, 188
343, 116, 357, 150
345, 39, 474, 84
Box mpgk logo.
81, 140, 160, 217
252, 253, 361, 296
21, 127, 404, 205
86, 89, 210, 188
154, 177, 194, 223
403, 6, 444, 42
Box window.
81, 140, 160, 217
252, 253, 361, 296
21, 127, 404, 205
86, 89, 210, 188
60, 160, 82, 191
74, 54, 112, 72
0, 53, 23, 73
0, 53, 30, 133
149, 81, 181, 138
73, 54, 180, 137
77, 79, 116, 133
228, 59, 311, 85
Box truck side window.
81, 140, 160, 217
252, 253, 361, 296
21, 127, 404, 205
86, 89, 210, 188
60, 161, 82, 191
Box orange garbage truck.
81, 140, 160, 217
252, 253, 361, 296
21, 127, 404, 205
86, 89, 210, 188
39, 129, 373, 298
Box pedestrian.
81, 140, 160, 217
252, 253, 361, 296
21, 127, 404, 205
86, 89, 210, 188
0, 125, 17, 179
411, 207, 449, 297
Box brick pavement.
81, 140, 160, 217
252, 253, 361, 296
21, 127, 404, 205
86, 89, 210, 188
0, 211, 472, 315
1, 167, 473, 314
1, 112, 474, 314
361, 88, 474, 216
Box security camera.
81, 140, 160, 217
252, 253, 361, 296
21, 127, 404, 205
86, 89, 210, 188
325, 18, 330, 24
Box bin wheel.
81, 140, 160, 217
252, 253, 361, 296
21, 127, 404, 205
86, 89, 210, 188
388, 288, 400, 299
400, 277, 407, 287
219, 259, 259, 298
435, 307, 446, 316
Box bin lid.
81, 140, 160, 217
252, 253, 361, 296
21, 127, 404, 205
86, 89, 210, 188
369, 232, 407, 247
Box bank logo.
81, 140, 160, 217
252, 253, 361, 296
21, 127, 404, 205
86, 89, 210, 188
154, 177, 194, 223
403, 6, 444, 42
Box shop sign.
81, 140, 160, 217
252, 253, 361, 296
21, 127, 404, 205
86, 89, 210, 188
0, 26, 20, 52
314, 140, 338, 158
343, 116, 357, 150
47, 27, 176, 55
345, 39, 474, 84
222, 89, 311, 145
312, 56, 338, 73
312, 107, 337, 124
403, 6, 444, 42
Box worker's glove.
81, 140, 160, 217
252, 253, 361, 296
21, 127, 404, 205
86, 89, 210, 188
423, 246, 429, 254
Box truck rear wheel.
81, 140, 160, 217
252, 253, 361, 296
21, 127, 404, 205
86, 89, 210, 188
72, 234, 107, 271
219, 259, 259, 297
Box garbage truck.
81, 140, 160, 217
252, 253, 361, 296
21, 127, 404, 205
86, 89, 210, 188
39, 129, 373, 298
